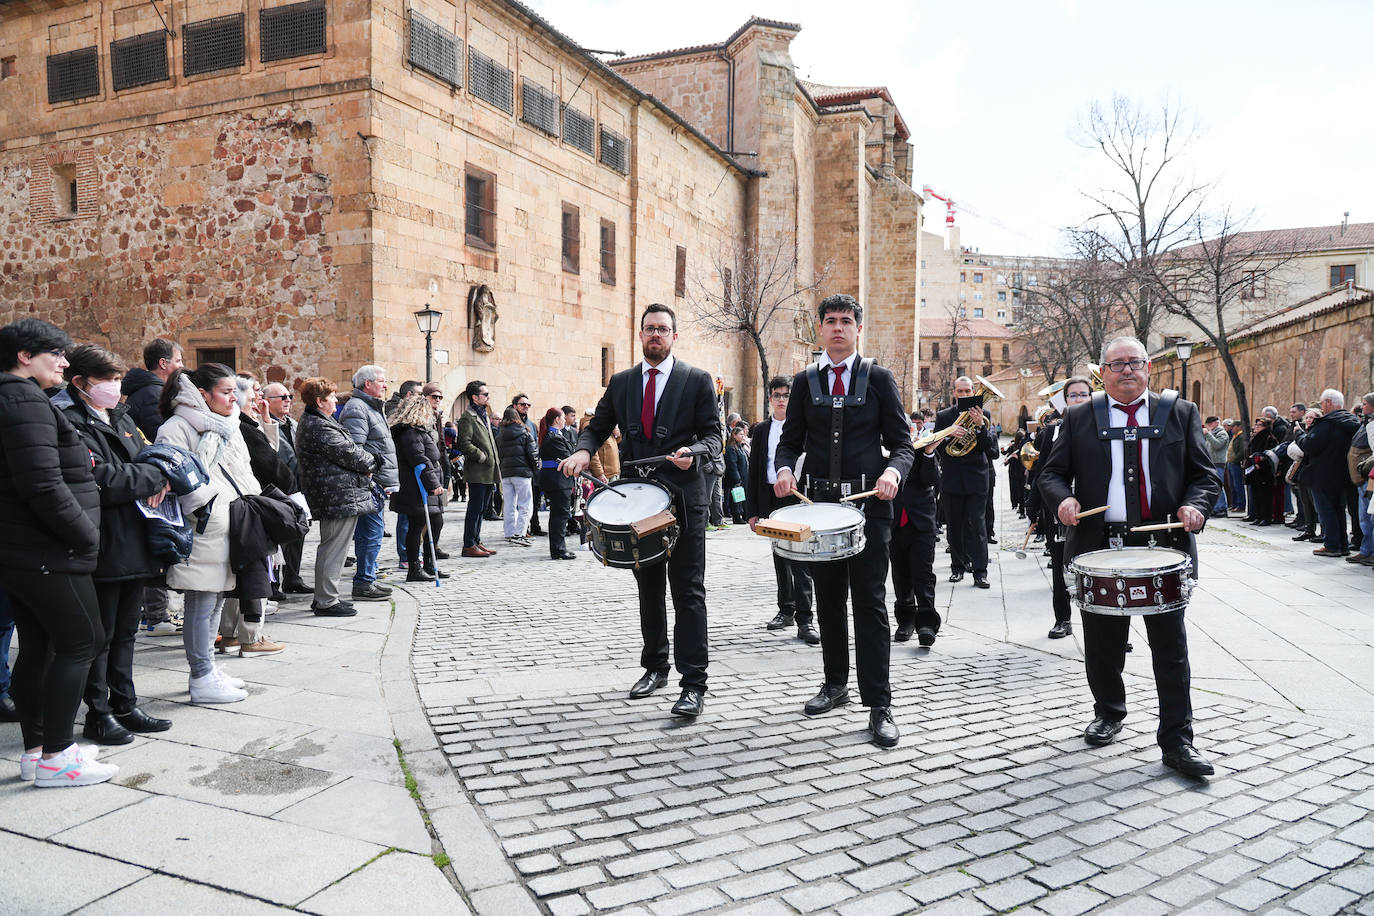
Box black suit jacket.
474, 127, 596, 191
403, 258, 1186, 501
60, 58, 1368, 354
744, 417, 797, 519
774, 357, 914, 520
1038, 391, 1220, 562
933, 404, 998, 496
576, 359, 722, 507
891, 448, 941, 526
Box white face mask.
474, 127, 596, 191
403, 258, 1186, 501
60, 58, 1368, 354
86, 380, 122, 410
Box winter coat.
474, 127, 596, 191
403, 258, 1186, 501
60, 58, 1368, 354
120, 367, 165, 441
54, 385, 167, 582
1225, 429, 1249, 464
275, 414, 300, 486
391, 423, 444, 516
0, 373, 101, 575
338, 389, 399, 489
724, 442, 749, 493
1203, 426, 1230, 464
156, 375, 261, 593
1246, 428, 1278, 483
1301, 408, 1361, 496
496, 423, 538, 479
294, 407, 378, 520
239, 412, 297, 494
228, 488, 309, 599
454, 405, 500, 485
580, 417, 622, 480
538, 426, 575, 494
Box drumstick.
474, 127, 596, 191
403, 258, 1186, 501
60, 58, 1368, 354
788, 488, 813, 505
621, 454, 675, 467
1129, 521, 1186, 532
1074, 505, 1110, 519
839, 488, 879, 502
579, 471, 626, 497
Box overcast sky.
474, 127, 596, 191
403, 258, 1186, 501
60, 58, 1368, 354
526, 0, 1374, 257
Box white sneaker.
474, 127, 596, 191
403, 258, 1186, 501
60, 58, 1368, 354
33, 744, 119, 788
190, 672, 247, 704
214, 666, 246, 689
20, 744, 100, 781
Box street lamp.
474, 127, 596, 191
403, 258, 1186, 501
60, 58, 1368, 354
414, 305, 443, 383
1175, 340, 1193, 399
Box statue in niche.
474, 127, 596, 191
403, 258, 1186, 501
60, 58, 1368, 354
468, 284, 497, 353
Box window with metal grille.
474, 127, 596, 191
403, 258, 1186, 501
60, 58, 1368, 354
47, 47, 99, 104
1330, 264, 1356, 288
111, 31, 168, 91
931, 342, 940, 359
468, 48, 512, 113
521, 80, 558, 137
599, 126, 627, 174
184, 14, 245, 76
465, 166, 495, 250
561, 203, 580, 274
674, 246, 686, 298
563, 108, 594, 155
407, 10, 460, 87
600, 220, 615, 286
260, 0, 326, 63
920, 367, 930, 388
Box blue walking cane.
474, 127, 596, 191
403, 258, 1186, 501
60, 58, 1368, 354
414, 463, 441, 587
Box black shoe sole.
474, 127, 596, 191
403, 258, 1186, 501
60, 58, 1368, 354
917, 630, 937, 647
1084, 725, 1123, 747
869, 729, 899, 749
804, 695, 850, 716
1162, 757, 1215, 777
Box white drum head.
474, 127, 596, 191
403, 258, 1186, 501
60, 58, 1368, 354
772, 502, 866, 533
586, 481, 671, 525
1071, 547, 1188, 573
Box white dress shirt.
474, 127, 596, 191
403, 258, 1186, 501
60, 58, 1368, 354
1104, 391, 1154, 523
766, 415, 784, 484
821, 352, 857, 395
641, 354, 675, 415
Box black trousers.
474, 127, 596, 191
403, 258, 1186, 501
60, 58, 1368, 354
281, 535, 305, 586
1082, 606, 1193, 749
1048, 537, 1070, 624
463, 482, 494, 547
985, 466, 996, 535
529, 480, 545, 533
772, 554, 813, 624
944, 491, 989, 575
404, 510, 444, 569
1008, 462, 1025, 512
891, 498, 938, 632
813, 516, 892, 707
634, 502, 708, 692
2, 568, 102, 753
85, 579, 145, 717
547, 486, 573, 557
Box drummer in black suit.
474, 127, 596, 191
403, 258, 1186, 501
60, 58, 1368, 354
561, 303, 722, 719
1038, 336, 1220, 777
891, 430, 941, 645
774, 294, 915, 748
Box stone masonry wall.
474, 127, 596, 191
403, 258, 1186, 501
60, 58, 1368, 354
865, 177, 921, 405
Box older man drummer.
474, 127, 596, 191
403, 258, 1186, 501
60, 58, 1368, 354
1038, 336, 1220, 777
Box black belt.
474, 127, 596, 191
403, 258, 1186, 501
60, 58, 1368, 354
804, 476, 867, 502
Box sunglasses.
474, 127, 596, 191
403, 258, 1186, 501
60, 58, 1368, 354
267, 394, 293, 401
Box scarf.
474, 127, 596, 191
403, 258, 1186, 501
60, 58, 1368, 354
171, 374, 240, 470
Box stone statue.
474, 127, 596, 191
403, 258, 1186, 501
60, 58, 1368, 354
468, 284, 497, 352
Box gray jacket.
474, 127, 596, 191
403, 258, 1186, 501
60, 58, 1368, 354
1203, 425, 1229, 464
339, 390, 399, 489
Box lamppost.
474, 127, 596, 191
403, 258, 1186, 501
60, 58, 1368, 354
1176, 340, 1193, 399
414, 305, 443, 383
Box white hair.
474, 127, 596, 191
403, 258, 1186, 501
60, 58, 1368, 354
1100, 336, 1148, 363
232, 375, 255, 409
1262, 406, 1279, 418
352, 365, 385, 388
954, 376, 974, 388
1320, 389, 1344, 407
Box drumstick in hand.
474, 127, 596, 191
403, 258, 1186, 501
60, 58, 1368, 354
789, 488, 813, 505
839, 489, 879, 502
1130, 521, 1186, 532
1074, 505, 1110, 520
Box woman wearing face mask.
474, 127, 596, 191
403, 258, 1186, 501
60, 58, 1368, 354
156, 363, 261, 704
53, 345, 173, 744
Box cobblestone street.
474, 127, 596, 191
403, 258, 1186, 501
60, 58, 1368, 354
412, 496, 1374, 916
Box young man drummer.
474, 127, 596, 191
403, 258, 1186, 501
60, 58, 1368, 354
774, 294, 914, 747
561, 304, 721, 719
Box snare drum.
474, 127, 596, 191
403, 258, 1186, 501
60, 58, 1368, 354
1067, 547, 1193, 616
584, 479, 679, 569
768, 502, 867, 562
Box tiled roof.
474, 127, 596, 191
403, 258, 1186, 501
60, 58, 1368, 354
1171, 222, 1374, 259
611, 16, 801, 65
919, 317, 1016, 339
1234, 284, 1372, 337
798, 81, 909, 140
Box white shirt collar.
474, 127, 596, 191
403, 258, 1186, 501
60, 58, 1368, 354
1107, 390, 1150, 410
643, 355, 675, 379
819, 352, 857, 373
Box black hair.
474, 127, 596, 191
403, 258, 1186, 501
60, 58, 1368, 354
0, 318, 71, 372
142, 338, 179, 370
397, 380, 422, 398
511, 393, 529, 406
817, 294, 862, 325
562, 405, 575, 416
641, 303, 676, 331
64, 344, 125, 382
158, 362, 234, 419
463, 379, 486, 405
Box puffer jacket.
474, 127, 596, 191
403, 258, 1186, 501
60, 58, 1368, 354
338, 389, 399, 489
496, 423, 538, 479
120, 367, 165, 441
54, 385, 167, 582
391, 422, 444, 516
0, 373, 101, 574
295, 406, 378, 519
156, 375, 260, 593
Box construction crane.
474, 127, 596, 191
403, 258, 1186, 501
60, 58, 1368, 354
921, 185, 1036, 243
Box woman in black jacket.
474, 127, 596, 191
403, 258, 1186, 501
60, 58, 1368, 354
0, 319, 118, 787
496, 406, 538, 546
55, 345, 173, 744
390, 393, 450, 581
723, 425, 749, 524
538, 408, 576, 560
1246, 416, 1279, 526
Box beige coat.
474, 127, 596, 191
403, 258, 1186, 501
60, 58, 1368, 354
156, 377, 261, 594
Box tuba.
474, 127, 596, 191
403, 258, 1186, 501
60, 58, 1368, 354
916, 376, 1006, 456
1019, 440, 1040, 471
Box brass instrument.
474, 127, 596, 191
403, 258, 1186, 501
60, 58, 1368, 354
916, 375, 1006, 455
1088, 364, 1105, 392
1037, 378, 1067, 398
1019, 440, 1040, 471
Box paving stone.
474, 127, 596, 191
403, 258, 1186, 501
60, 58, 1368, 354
1036, 884, 1111, 916
647, 887, 727, 916
1147, 873, 1217, 907
527, 865, 605, 898
1027, 857, 1100, 890
1261, 856, 1328, 890
1287, 884, 1360, 916
1218, 877, 1286, 909
779, 880, 859, 913
585, 875, 669, 910
972, 876, 1046, 911
719, 869, 798, 901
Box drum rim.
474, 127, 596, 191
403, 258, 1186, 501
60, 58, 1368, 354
586, 479, 673, 524
1079, 599, 1190, 617
1068, 546, 1190, 577
770, 502, 866, 533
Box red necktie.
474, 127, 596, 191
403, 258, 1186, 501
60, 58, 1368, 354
831, 364, 845, 397
1115, 401, 1151, 520
641, 368, 658, 440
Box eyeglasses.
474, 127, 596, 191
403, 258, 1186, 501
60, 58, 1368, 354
770, 392, 790, 400
428, 394, 444, 401
642, 326, 674, 337
1102, 358, 1148, 373
477, 391, 489, 397
267, 394, 293, 401
41, 349, 66, 358
516, 401, 530, 408
1065, 391, 1091, 401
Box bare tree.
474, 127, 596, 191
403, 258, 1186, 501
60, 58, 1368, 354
689, 239, 830, 416
929, 304, 971, 410
869, 337, 915, 410
1073, 94, 1208, 349
1013, 230, 1127, 377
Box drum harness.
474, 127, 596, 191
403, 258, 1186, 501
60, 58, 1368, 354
801, 357, 875, 503
1090, 388, 1178, 549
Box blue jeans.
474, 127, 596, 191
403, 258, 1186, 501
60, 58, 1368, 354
1359, 488, 1373, 557
0, 590, 13, 698
1226, 462, 1246, 512
464, 483, 494, 548
1311, 489, 1349, 552
395, 513, 410, 563
353, 510, 385, 585
1212, 465, 1228, 512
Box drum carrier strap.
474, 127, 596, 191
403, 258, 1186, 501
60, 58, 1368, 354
1090, 389, 1177, 442
804, 358, 874, 485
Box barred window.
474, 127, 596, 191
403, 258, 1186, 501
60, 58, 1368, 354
561, 203, 579, 274
674, 246, 686, 298
600, 220, 616, 286
407, 10, 460, 87
47, 47, 99, 104
184, 14, 245, 76
562, 107, 594, 156
465, 165, 496, 250
260, 0, 327, 63
468, 48, 513, 113
521, 80, 558, 137
111, 32, 168, 91
599, 125, 628, 174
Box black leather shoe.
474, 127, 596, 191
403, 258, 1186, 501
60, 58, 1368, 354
671, 689, 704, 718
797, 621, 820, 645
432, 547, 451, 560
83, 713, 135, 746
312, 601, 358, 617
1048, 620, 1072, 639
948, 571, 965, 583
987, 535, 998, 545
1084, 717, 1124, 746
407, 569, 434, 582
628, 670, 668, 699
0, 695, 18, 722
868, 706, 899, 748
283, 578, 313, 595
352, 582, 391, 601
973, 575, 990, 589
116, 707, 172, 733
553, 551, 577, 560
1162, 744, 1215, 777
421, 568, 452, 578
893, 621, 915, 642
804, 684, 850, 716
917, 627, 937, 647
766, 611, 794, 631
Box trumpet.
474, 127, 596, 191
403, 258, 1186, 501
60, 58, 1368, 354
915, 376, 1006, 455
